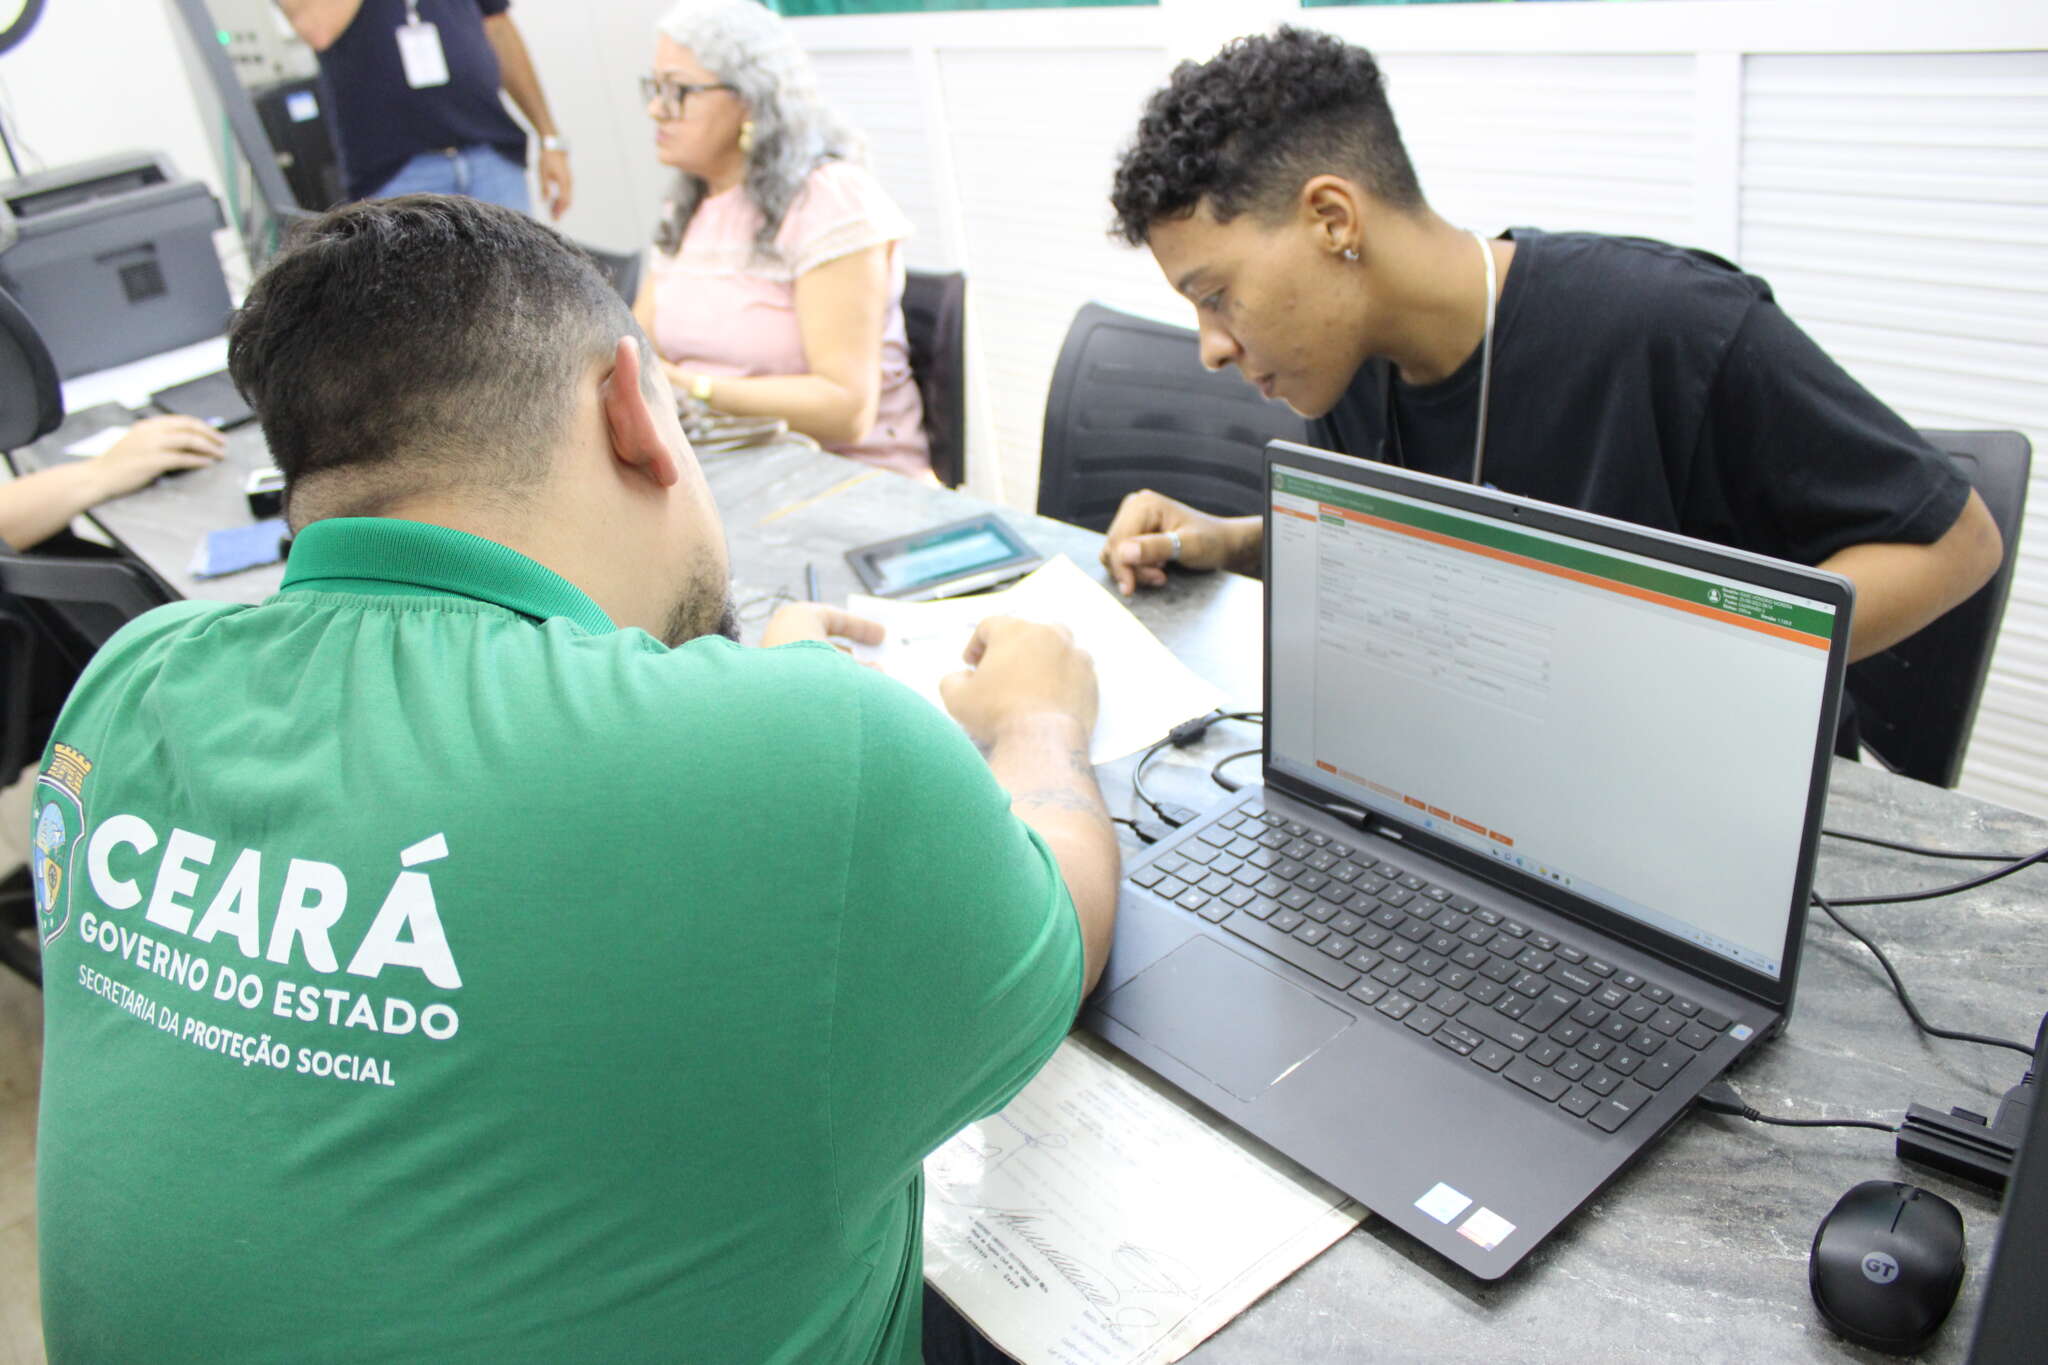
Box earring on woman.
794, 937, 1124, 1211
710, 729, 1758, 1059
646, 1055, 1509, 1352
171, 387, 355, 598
738, 120, 755, 156
1343, 247, 1359, 262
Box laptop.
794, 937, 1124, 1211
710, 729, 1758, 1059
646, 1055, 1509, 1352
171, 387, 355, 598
1082, 440, 1853, 1279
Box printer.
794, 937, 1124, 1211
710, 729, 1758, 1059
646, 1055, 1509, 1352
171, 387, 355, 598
0, 151, 233, 379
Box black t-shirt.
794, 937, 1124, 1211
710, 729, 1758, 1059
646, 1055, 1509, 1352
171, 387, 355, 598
316, 0, 528, 200
1309, 228, 1968, 567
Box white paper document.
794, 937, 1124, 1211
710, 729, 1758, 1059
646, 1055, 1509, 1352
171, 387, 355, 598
923, 1033, 1368, 1365
848, 556, 1225, 764
61, 425, 132, 458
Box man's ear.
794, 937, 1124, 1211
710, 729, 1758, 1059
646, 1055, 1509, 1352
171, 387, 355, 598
600, 337, 681, 489
1301, 175, 1366, 261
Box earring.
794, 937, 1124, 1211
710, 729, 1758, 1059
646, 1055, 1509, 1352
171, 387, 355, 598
1343, 247, 1359, 262
738, 120, 755, 157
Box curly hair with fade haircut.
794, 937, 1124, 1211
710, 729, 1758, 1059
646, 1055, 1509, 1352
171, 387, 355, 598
1110, 27, 1424, 247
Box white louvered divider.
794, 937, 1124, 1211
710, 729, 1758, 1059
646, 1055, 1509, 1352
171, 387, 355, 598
1743, 51, 2048, 816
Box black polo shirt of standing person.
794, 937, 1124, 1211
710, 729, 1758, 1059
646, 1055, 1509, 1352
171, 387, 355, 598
315, 0, 529, 201
1310, 228, 1970, 571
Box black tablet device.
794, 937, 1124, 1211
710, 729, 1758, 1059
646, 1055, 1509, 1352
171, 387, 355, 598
845, 514, 1043, 601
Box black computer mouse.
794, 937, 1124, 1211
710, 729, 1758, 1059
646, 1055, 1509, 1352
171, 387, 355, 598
1809, 1180, 1966, 1355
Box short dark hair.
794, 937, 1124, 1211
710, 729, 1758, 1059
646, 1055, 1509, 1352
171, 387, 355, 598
1110, 27, 1424, 246
228, 195, 638, 522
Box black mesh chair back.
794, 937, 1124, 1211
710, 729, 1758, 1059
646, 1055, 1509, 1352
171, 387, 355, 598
904, 268, 966, 488
0, 282, 63, 450
1037, 301, 1308, 531
0, 282, 69, 787
0, 549, 177, 787
0, 598, 32, 783
0, 547, 178, 656
1844, 429, 2032, 787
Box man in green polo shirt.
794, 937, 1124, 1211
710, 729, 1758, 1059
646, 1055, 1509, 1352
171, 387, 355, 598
34, 196, 1118, 1364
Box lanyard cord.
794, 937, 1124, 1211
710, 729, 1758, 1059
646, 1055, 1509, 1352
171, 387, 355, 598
1379, 230, 1501, 487
1469, 229, 1497, 487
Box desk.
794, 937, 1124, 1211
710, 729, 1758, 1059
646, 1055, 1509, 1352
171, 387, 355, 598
15, 403, 286, 603
23, 421, 2048, 1363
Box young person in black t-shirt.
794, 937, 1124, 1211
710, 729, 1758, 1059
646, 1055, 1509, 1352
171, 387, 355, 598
1098, 28, 2000, 664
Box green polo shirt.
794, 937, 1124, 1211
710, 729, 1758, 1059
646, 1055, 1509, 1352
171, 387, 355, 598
35, 517, 1083, 1364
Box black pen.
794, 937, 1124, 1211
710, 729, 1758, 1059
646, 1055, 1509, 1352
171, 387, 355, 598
804, 562, 821, 603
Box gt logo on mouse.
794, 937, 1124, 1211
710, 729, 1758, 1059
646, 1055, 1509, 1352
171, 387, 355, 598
1861, 1252, 1900, 1285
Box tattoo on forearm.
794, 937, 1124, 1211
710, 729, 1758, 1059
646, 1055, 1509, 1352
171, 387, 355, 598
1013, 786, 1109, 818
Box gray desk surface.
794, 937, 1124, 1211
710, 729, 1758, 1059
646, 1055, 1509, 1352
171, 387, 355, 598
25, 420, 2048, 1364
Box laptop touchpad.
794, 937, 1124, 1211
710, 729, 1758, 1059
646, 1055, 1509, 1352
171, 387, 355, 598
1098, 936, 1354, 1103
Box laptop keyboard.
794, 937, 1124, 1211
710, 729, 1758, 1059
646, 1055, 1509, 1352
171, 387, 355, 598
1127, 795, 1737, 1135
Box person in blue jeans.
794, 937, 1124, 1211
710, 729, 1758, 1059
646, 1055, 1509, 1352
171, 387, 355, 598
277, 1, 573, 218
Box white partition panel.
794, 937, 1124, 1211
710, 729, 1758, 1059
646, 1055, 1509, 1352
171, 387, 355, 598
809, 49, 952, 272
934, 44, 1182, 508
1742, 51, 2048, 814
1377, 53, 1699, 245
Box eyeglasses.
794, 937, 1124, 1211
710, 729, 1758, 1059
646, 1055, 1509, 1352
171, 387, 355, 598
640, 75, 734, 118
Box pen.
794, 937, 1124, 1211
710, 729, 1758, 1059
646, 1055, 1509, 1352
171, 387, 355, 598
805, 562, 821, 603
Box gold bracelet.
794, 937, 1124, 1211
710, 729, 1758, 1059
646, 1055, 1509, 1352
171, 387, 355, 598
689, 373, 714, 403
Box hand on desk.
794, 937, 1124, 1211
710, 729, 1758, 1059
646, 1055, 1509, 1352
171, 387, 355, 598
939, 616, 1099, 746
760, 602, 885, 652
1100, 489, 1262, 596
94, 416, 226, 497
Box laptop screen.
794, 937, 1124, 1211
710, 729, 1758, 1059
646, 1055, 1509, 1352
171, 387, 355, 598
1265, 457, 1841, 982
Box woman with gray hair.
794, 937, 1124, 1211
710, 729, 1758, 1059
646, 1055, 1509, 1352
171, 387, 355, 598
633, 0, 931, 478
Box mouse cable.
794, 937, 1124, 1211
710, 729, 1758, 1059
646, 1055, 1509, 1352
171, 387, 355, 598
1810, 893, 2033, 1057
1695, 1081, 1898, 1133
1818, 843, 2048, 908
1821, 826, 2030, 862
1133, 711, 1264, 823
1210, 747, 1263, 793
1132, 736, 1174, 819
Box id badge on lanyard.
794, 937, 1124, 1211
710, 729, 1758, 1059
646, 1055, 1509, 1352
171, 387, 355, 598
396, 1, 450, 89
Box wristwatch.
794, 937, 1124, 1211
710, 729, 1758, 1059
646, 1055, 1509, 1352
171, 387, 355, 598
539, 135, 569, 153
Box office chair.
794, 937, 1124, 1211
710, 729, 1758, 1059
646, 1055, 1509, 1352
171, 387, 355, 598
0, 547, 175, 988
0, 277, 178, 733
579, 242, 644, 307
0, 278, 65, 771
0, 280, 61, 451
903, 268, 967, 489
0, 282, 64, 983
1036, 301, 1309, 532
1841, 429, 2032, 788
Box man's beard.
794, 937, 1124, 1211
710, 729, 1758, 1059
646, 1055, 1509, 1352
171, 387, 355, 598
658, 567, 740, 647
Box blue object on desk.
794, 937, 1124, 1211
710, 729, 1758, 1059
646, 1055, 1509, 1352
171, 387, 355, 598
191, 517, 288, 578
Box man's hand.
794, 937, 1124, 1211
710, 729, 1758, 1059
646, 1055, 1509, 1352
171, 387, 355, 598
1099, 489, 1261, 596
939, 616, 1098, 746
760, 602, 884, 651
537, 147, 572, 220
92, 416, 226, 498
952, 617, 1116, 993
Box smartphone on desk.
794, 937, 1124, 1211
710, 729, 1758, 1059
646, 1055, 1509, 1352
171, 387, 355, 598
191, 518, 289, 578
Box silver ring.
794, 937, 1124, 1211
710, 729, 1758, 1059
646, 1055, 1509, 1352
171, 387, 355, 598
1165, 530, 1182, 564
